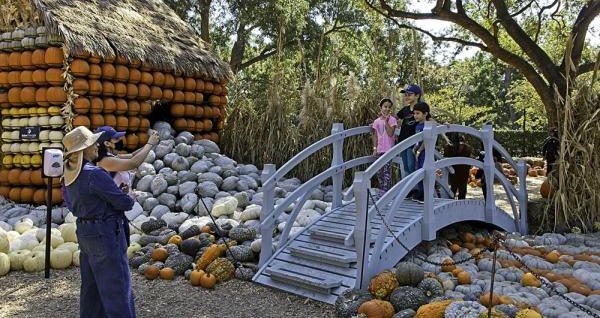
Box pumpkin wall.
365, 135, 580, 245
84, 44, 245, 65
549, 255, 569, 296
0, 26, 228, 205
0, 26, 64, 204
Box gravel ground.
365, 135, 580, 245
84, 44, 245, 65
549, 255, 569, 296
0, 268, 336, 318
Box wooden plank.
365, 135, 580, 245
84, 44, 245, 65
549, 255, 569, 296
267, 261, 357, 288
255, 274, 341, 304
278, 250, 358, 275
289, 243, 357, 267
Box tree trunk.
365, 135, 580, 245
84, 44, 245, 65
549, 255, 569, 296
199, 0, 211, 43
230, 22, 248, 73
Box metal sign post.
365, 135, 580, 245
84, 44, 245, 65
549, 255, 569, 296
41, 147, 64, 278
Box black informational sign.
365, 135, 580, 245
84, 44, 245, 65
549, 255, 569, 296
20, 126, 40, 140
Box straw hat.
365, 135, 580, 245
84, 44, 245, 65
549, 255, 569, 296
62, 126, 102, 186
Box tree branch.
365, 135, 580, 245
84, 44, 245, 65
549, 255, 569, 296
491, 0, 563, 88
375, 0, 557, 120
377, 0, 438, 19
577, 62, 597, 75
564, 0, 600, 72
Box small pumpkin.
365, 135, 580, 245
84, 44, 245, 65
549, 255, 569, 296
457, 271, 471, 285
417, 277, 444, 299
521, 273, 541, 288
479, 292, 501, 307
167, 235, 182, 246
449, 244, 461, 254
545, 251, 560, 263
159, 267, 175, 280
189, 268, 205, 286
515, 308, 542, 318
441, 258, 456, 272
151, 247, 169, 262
199, 272, 217, 289
357, 299, 394, 318
415, 300, 454, 318
144, 265, 160, 280
0, 253, 9, 277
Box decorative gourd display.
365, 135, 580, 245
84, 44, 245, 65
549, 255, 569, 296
50, 247, 72, 269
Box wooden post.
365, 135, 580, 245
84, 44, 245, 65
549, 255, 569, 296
331, 123, 344, 209
421, 122, 436, 241
516, 160, 528, 234
481, 125, 496, 223
259, 164, 276, 267
353, 171, 371, 289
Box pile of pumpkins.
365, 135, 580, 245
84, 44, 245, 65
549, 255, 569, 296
335, 228, 600, 318
0, 216, 79, 276
0, 168, 62, 203
0, 26, 66, 203
128, 220, 258, 289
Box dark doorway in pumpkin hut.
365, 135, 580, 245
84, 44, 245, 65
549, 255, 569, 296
147, 101, 171, 128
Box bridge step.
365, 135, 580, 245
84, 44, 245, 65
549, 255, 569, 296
309, 227, 376, 245
290, 243, 356, 267
266, 262, 343, 294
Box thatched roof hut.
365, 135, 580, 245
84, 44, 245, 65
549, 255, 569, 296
0, 0, 232, 81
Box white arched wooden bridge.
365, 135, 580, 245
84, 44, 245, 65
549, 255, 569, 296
252, 122, 528, 304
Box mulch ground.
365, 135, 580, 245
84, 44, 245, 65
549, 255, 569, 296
0, 268, 336, 318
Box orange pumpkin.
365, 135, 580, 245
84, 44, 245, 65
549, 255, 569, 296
9, 187, 21, 202
128, 117, 140, 132
137, 83, 151, 99
90, 114, 105, 128
457, 271, 471, 285
129, 68, 141, 83
113, 82, 127, 98
0, 186, 10, 198
101, 114, 115, 127
46, 68, 64, 85
144, 265, 160, 280
152, 71, 165, 86
101, 63, 116, 80
71, 59, 90, 77
102, 98, 116, 113
33, 189, 46, 205
140, 72, 153, 85
357, 300, 394, 318
151, 247, 169, 262
89, 64, 102, 79
189, 269, 205, 286
88, 79, 103, 96
73, 78, 89, 95
161, 88, 174, 101
114, 65, 129, 82
31, 49, 46, 67
20, 70, 34, 86
116, 116, 128, 131
139, 101, 152, 116
199, 272, 217, 289
170, 104, 185, 117
45, 47, 65, 67
20, 187, 34, 202
127, 100, 140, 116
102, 81, 115, 96
30, 170, 44, 186
90, 97, 104, 113
46, 86, 67, 105
139, 118, 150, 132
195, 79, 205, 91
159, 267, 175, 280
72, 115, 91, 127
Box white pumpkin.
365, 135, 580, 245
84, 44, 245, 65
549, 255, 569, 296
0, 231, 9, 254
127, 242, 142, 259
41, 235, 64, 249
72, 250, 80, 267
23, 251, 45, 272
56, 242, 78, 253
35, 228, 61, 242
14, 219, 34, 234
64, 212, 77, 223
6, 230, 20, 241
50, 248, 72, 269
8, 250, 31, 270
59, 223, 77, 243
32, 244, 48, 252
0, 252, 10, 276
15, 236, 39, 251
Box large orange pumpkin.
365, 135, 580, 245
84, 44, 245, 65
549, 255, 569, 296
102, 81, 115, 96
174, 77, 185, 90
184, 92, 195, 104
101, 63, 116, 80
20, 187, 34, 202
30, 169, 44, 186
114, 65, 129, 82
195, 79, 205, 92
103, 114, 117, 127
173, 118, 188, 130
115, 99, 128, 115
152, 71, 165, 86
161, 88, 174, 101
150, 86, 162, 100
46, 87, 67, 105
72, 115, 91, 127
139, 118, 150, 132
32, 69, 47, 85
184, 77, 196, 91
33, 189, 46, 204
129, 68, 141, 84
137, 83, 151, 99
164, 74, 175, 88
90, 114, 105, 128
127, 101, 140, 116
31, 49, 46, 67
139, 101, 152, 116
20, 70, 34, 86
20, 87, 36, 105
126, 83, 138, 99
126, 133, 139, 149
184, 104, 196, 117
88, 79, 103, 96
170, 104, 185, 117
113, 82, 127, 98
89, 63, 102, 79
9, 187, 21, 202
90, 97, 104, 113
102, 98, 116, 113
128, 117, 140, 132
71, 59, 90, 77
45, 47, 64, 67
0, 186, 10, 198
8, 52, 21, 69
116, 116, 128, 131
540, 177, 553, 198
73, 78, 90, 95
173, 90, 185, 103
7, 71, 21, 87
140, 72, 153, 85
138, 132, 149, 144
46, 68, 64, 85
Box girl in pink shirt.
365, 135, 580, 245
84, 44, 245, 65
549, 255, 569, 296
372, 98, 398, 196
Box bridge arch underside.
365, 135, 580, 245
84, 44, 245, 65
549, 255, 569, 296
367, 201, 515, 277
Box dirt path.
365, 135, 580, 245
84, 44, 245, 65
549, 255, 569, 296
0, 268, 336, 318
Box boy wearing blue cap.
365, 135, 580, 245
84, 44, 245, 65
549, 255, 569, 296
396, 84, 422, 178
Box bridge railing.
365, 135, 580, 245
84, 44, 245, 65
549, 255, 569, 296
258, 123, 373, 267
351, 122, 529, 289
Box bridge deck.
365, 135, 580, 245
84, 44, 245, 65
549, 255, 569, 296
254, 198, 467, 304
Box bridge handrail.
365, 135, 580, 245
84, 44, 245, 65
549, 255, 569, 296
263, 155, 375, 244
262, 125, 372, 188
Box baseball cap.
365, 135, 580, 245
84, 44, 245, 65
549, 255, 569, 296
95, 126, 126, 143
400, 84, 422, 95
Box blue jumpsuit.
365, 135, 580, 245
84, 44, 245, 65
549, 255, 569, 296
66, 161, 135, 318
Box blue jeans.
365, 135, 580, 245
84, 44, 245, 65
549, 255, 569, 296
400, 149, 416, 178
77, 216, 136, 318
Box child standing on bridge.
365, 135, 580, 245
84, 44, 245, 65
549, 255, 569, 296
372, 98, 398, 196
411, 102, 431, 201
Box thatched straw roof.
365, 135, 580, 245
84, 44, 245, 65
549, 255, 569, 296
1, 0, 232, 81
